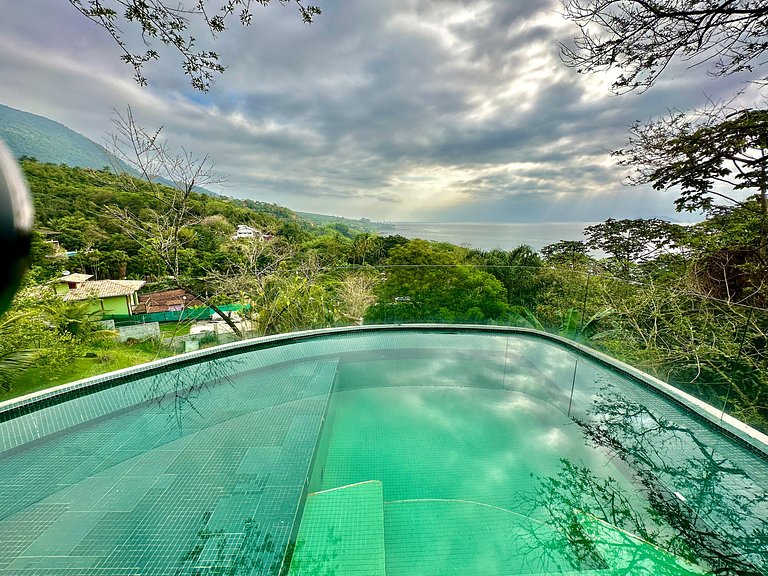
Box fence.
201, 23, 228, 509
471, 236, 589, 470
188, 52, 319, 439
106, 304, 246, 326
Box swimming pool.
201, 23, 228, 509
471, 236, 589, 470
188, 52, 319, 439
0, 327, 765, 575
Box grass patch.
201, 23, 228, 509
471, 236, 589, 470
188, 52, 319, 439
1, 339, 174, 402
159, 321, 193, 337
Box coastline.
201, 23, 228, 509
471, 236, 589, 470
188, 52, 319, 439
385, 221, 598, 252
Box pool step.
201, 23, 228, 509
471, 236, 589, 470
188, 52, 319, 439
288, 480, 386, 576
574, 513, 708, 576
382, 498, 581, 575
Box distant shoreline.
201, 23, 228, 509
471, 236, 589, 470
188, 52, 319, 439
383, 221, 598, 252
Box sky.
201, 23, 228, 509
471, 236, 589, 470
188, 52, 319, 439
0, 0, 759, 222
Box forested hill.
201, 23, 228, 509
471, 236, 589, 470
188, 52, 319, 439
1, 104, 388, 228
0, 104, 218, 195
22, 159, 390, 280
297, 211, 394, 233
0, 104, 119, 170
23, 159, 310, 277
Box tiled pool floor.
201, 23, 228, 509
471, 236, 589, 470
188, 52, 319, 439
0, 360, 338, 575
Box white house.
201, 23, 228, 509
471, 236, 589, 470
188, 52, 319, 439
233, 224, 273, 241
233, 224, 258, 239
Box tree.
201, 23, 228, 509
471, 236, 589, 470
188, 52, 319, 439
106, 107, 244, 337
614, 107, 768, 295
561, 0, 768, 93
473, 246, 544, 309
0, 313, 43, 392
615, 107, 768, 216
107, 106, 225, 280
684, 202, 768, 304
335, 272, 378, 324
212, 234, 295, 304
244, 266, 333, 336
68, 0, 321, 91
365, 239, 509, 323
45, 300, 117, 342
350, 233, 383, 266
52, 215, 104, 252
584, 218, 684, 278
541, 240, 591, 269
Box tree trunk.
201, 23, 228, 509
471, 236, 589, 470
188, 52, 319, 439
176, 280, 244, 339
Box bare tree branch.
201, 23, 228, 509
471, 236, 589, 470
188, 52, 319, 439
106, 106, 243, 338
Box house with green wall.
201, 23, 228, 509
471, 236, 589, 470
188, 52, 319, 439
54, 273, 145, 316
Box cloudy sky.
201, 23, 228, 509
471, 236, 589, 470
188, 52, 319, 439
0, 1, 758, 222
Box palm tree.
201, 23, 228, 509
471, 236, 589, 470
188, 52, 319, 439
510, 307, 614, 342
45, 300, 116, 342
0, 313, 42, 392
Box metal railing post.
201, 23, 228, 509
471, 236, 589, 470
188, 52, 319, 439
720, 308, 754, 422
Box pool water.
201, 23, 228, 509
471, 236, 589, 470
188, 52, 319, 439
295, 356, 713, 576
0, 329, 764, 576
305, 362, 636, 574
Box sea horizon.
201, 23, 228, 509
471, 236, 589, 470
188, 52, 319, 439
385, 221, 598, 253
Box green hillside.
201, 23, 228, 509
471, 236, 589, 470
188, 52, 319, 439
0, 104, 118, 170
297, 211, 394, 233
0, 104, 394, 224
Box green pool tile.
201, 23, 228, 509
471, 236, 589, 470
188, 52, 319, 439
383, 499, 571, 576
206, 494, 262, 532
21, 511, 106, 557
196, 532, 247, 572
122, 448, 178, 477
60, 475, 120, 512
289, 480, 386, 576
236, 447, 281, 475
5, 554, 102, 572
90, 475, 160, 512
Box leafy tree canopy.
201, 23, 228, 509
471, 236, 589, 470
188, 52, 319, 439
541, 240, 591, 269
365, 239, 509, 323
584, 218, 684, 278
68, 0, 321, 91
615, 107, 768, 215
561, 0, 768, 93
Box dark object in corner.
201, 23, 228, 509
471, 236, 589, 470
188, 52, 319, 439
0, 138, 33, 316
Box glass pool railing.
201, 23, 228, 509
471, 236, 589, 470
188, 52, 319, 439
135, 263, 765, 437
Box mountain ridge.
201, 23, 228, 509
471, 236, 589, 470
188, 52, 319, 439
0, 104, 120, 171
0, 103, 388, 229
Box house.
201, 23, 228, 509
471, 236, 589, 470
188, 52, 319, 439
133, 289, 203, 314
38, 228, 77, 258
54, 273, 145, 316
233, 224, 258, 239
233, 224, 273, 241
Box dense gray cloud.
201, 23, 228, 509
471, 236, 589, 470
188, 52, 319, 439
0, 0, 759, 222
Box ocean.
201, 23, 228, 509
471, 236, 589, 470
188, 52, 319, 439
385, 222, 597, 253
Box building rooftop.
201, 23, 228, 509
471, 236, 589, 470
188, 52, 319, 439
56, 273, 93, 283
134, 289, 203, 313
61, 279, 145, 301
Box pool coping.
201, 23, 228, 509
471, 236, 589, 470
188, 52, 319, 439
2, 324, 766, 454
